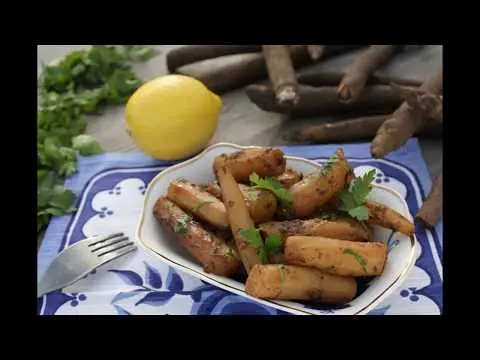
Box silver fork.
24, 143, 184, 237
37, 233, 137, 298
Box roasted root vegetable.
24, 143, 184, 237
200, 182, 277, 223
261, 217, 371, 264
288, 148, 351, 218
245, 264, 357, 304
365, 200, 415, 236
216, 166, 263, 273
273, 168, 303, 189
284, 236, 387, 277
153, 145, 413, 306
241, 185, 278, 223
154, 197, 240, 276
213, 148, 286, 183
167, 179, 229, 229
259, 217, 372, 243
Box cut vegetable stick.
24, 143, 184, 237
286, 114, 442, 144
176, 45, 363, 94
241, 185, 278, 223
288, 148, 350, 218
416, 173, 443, 228
245, 264, 357, 304
337, 45, 402, 103
263, 45, 299, 104
284, 236, 387, 277
306, 45, 326, 61
154, 197, 240, 276
199, 182, 278, 224
216, 166, 262, 273
166, 45, 262, 72
371, 66, 443, 158
297, 71, 422, 88
246, 84, 404, 117
167, 179, 229, 229
213, 148, 286, 183
259, 217, 372, 243
365, 200, 415, 236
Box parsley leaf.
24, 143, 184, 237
37, 45, 158, 234
72, 135, 104, 156
249, 173, 293, 206
343, 248, 368, 273
265, 234, 283, 254
240, 228, 267, 263
338, 169, 376, 221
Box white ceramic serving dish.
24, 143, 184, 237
136, 143, 417, 315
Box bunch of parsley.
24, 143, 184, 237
37, 45, 157, 233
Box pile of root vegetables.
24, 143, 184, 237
154, 147, 415, 305
165, 45, 443, 228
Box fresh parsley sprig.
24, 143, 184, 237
240, 228, 284, 263
338, 169, 376, 221
249, 173, 293, 207
37, 45, 158, 234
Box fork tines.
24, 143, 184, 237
87, 233, 135, 257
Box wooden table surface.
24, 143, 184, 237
37, 45, 442, 246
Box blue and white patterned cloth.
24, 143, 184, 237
37, 139, 443, 315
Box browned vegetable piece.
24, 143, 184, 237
241, 185, 278, 223
284, 236, 387, 277
216, 166, 263, 273
288, 148, 350, 218
199, 181, 223, 199
259, 217, 372, 243
260, 217, 372, 264
365, 200, 415, 236
167, 179, 228, 229
199, 181, 277, 224
213, 148, 286, 183
245, 264, 357, 304
154, 197, 240, 276
273, 168, 303, 189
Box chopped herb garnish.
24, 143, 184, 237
249, 173, 293, 207
174, 217, 190, 234
240, 228, 267, 263
279, 265, 286, 286
240, 228, 285, 263
338, 169, 376, 221
343, 248, 368, 273
265, 234, 283, 255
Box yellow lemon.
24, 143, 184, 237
125, 75, 221, 160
